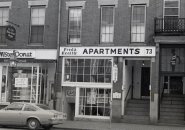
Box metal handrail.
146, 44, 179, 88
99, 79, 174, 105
124, 85, 133, 101
155, 17, 185, 35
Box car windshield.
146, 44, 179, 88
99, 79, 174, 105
36, 104, 51, 110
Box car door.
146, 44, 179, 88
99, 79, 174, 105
0, 103, 23, 125
20, 104, 38, 125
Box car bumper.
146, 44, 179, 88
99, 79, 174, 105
49, 118, 63, 125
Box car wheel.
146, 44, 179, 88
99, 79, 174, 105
27, 118, 40, 130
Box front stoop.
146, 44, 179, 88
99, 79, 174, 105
121, 99, 150, 124
159, 94, 185, 125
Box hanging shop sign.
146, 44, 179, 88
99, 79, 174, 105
112, 64, 118, 83
6, 25, 16, 41
60, 46, 156, 57
15, 78, 28, 88
0, 50, 35, 58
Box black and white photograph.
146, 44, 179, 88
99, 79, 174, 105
0, 0, 185, 130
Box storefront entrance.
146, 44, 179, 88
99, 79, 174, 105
170, 76, 183, 95
0, 64, 51, 104
162, 76, 183, 95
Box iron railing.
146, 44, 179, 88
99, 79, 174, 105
155, 18, 185, 36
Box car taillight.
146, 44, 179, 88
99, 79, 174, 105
53, 114, 58, 118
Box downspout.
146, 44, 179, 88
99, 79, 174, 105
54, 0, 61, 110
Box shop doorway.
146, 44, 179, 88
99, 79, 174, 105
170, 76, 183, 94
141, 67, 150, 97
6, 66, 47, 104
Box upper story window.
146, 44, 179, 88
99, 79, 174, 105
131, 5, 146, 43
29, 6, 46, 44
100, 6, 114, 43
0, 7, 9, 44
68, 7, 82, 44
164, 0, 180, 19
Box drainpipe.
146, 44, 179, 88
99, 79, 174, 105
54, 0, 61, 110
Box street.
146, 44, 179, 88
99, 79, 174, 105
0, 126, 80, 130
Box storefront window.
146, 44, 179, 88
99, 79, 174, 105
0, 66, 47, 104
78, 88, 111, 117
161, 48, 185, 72
64, 58, 112, 83
12, 68, 32, 102
1, 66, 7, 102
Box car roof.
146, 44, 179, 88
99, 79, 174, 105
11, 102, 43, 106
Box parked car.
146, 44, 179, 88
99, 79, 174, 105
0, 102, 64, 130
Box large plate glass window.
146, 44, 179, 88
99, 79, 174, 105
78, 88, 111, 117
64, 58, 112, 83
161, 48, 184, 72
68, 7, 82, 44
100, 6, 114, 43
131, 5, 146, 43
0, 66, 47, 104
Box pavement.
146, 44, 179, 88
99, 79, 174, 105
54, 120, 185, 130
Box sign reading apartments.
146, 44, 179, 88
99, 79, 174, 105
60, 47, 156, 57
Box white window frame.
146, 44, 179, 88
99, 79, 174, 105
131, 5, 146, 43
75, 87, 112, 119
163, 0, 180, 18
28, 0, 48, 8
100, 6, 115, 43
29, 6, 46, 44
68, 7, 82, 44
61, 57, 113, 88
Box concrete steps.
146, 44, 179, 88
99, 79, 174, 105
159, 94, 185, 125
121, 99, 150, 124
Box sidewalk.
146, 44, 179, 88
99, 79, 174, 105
54, 120, 185, 130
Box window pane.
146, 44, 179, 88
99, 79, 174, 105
68, 8, 82, 44
30, 7, 45, 44
31, 8, 45, 25
78, 88, 111, 117
164, 8, 179, 16
0, 26, 6, 43
64, 59, 112, 83
165, 1, 179, 7
131, 6, 145, 42
30, 26, 44, 43
101, 6, 114, 43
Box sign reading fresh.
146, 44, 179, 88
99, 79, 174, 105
60, 47, 156, 57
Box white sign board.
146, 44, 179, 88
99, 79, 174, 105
113, 64, 118, 83
0, 50, 35, 58
113, 92, 121, 99
60, 47, 156, 57
15, 78, 28, 88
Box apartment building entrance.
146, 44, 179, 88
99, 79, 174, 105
141, 67, 150, 97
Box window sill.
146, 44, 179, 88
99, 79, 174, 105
0, 44, 7, 46
130, 42, 146, 46
99, 43, 114, 46
67, 43, 82, 47
27, 44, 44, 47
